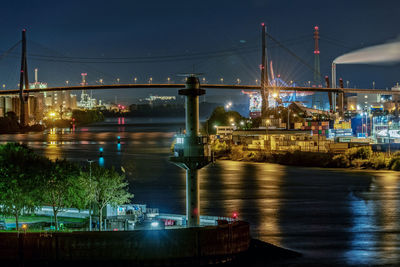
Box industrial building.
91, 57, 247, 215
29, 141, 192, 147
232, 129, 333, 153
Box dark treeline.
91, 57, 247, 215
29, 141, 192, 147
0, 112, 44, 133
72, 109, 105, 125
103, 103, 223, 118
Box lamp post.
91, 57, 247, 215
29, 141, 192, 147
388, 121, 392, 155
87, 159, 94, 231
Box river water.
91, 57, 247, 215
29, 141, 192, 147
1, 117, 399, 266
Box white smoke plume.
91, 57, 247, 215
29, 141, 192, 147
334, 38, 400, 65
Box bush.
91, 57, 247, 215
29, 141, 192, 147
277, 151, 332, 167
346, 146, 372, 161
390, 158, 400, 171
331, 154, 350, 168
388, 154, 400, 170
368, 153, 387, 170
212, 140, 229, 156
230, 145, 245, 160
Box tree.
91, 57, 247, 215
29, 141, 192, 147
0, 143, 45, 231
206, 106, 246, 134
40, 159, 84, 231
89, 165, 133, 231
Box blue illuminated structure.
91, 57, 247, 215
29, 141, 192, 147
98, 157, 104, 167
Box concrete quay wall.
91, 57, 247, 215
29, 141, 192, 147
0, 221, 250, 265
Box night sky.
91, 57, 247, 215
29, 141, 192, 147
0, 0, 399, 104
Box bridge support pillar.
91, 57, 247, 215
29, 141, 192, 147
337, 92, 344, 116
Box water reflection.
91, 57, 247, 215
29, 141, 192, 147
44, 128, 62, 160
202, 161, 284, 246
346, 172, 400, 265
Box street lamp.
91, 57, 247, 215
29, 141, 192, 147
236, 78, 241, 85
22, 224, 27, 234
134, 77, 137, 83
87, 159, 94, 231
388, 121, 392, 154
116, 78, 120, 84
220, 78, 224, 84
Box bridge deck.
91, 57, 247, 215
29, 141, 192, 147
0, 84, 398, 95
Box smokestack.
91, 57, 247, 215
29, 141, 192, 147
325, 76, 333, 112
34, 68, 38, 83
331, 62, 336, 89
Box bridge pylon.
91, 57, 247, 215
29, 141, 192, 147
18, 29, 29, 126
260, 23, 269, 117
170, 75, 212, 227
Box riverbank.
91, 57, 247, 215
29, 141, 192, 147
220, 143, 400, 171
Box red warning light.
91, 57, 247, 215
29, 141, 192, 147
261, 22, 265, 27
314, 26, 319, 30
233, 212, 238, 219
